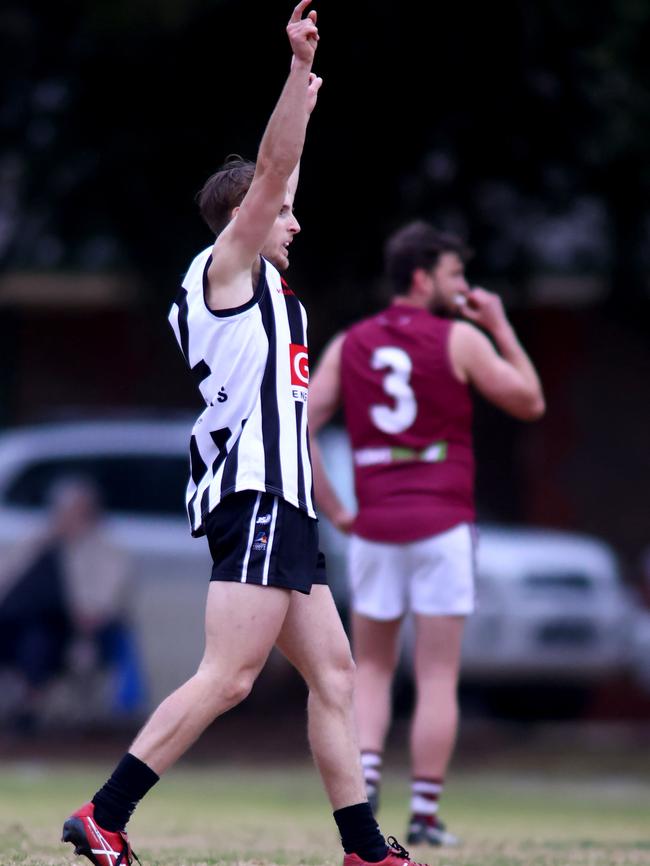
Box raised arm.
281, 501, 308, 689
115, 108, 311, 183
308, 334, 356, 533
207, 0, 323, 308
449, 288, 546, 420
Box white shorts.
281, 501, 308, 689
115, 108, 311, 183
348, 522, 476, 620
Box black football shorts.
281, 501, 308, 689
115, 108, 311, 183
204, 490, 327, 594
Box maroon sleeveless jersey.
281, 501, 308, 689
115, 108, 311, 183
340, 304, 475, 542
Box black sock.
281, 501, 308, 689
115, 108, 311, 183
333, 802, 388, 862
92, 754, 159, 831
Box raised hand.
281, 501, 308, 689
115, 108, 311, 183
287, 0, 319, 66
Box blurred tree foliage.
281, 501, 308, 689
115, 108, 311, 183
0, 0, 648, 336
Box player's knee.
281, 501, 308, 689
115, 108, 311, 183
314, 652, 356, 708
219, 669, 256, 709
198, 661, 257, 711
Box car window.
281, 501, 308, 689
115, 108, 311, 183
4, 455, 189, 517
524, 573, 595, 593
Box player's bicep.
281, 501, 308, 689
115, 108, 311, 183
308, 334, 345, 433
229, 171, 287, 253
208, 171, 287, 283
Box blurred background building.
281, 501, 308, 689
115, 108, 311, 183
0, 0, 649, 729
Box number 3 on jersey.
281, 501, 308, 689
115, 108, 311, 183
370, 346, 418, 434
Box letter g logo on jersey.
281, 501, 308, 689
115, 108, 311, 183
289, 343, 309, 387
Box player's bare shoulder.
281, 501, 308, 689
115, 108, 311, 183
447, 319, 487, 383
322, 331, 346, 362
310, 332, 346, 393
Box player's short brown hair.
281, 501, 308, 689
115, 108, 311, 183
197, 155, 256, 236
384, 221, 472, 295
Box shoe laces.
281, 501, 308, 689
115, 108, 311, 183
387, 836, 426, 866
387, 837, 410, 860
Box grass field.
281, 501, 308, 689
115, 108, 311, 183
1, 758, 649, 866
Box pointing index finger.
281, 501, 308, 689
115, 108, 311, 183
290, 0, 312, 23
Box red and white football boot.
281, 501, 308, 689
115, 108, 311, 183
61, 802, 139, 866
344, 836, 428, 866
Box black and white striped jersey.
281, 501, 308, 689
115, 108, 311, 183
169, 246, 316, 537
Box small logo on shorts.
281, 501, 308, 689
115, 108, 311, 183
253, 530, 268, 551
256, 514, 271, 525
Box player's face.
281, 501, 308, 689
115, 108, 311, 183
261, 188, 301, 272
430, 252, 469, 316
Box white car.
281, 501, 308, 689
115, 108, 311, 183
459, 525, 632, 680
0, 419, 640, 719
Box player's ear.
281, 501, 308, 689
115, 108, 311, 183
230, 205, 241, 221
411, 267, 431, 291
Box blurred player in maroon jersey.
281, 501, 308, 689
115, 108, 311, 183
309, 221, 545, 845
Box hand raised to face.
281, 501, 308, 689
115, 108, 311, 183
459, 287, 507, 333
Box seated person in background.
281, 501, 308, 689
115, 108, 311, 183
0, 477, 140, 731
